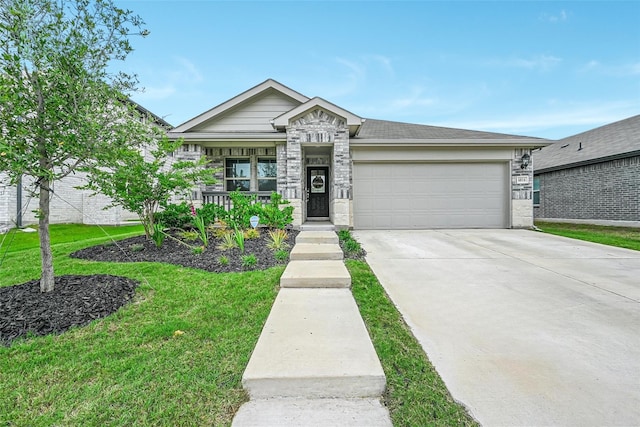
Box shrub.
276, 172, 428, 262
179, 230, 199, 241
218, 255, 229, 266
260, 192, 294, 229
193, 215, 208, 247
129, 243, 144, 252
192, 246, 204, 255
344, 239, 362, 253
234, 227, 245, 253
196, 203, 221, 227
155, 203, 193, 229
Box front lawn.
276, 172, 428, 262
0, 224, 280, 426
535, 221, 640, 251
1, 224, 477, 426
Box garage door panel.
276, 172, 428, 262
353, 163, 508, 229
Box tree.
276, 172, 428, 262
82, 139, 216, 239
0, 0, 150, 292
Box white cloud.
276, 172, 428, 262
433, 100, 640, 139
490, 55, 562, 71
581, 60, 640, 76
540, 10, 568, 23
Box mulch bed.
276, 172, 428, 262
0, 275, 138, 346
1, 229, 299, 346
70, 229, 299, 273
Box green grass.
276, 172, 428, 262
348, 260, 478, 426
0, 224, 280, 426
535, 221, 640, 251
1, 225, 478, 426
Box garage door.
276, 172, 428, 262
353, 162, 508, 229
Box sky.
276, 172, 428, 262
113, 0, 640, 140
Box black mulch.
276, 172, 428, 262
1, 230, 300, 346
0, 275, 138, 346
70, 229, 299, 273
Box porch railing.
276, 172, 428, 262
202, 191, 272, 210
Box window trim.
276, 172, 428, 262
533, 176, 540, 206
224, 156, 277, 192
257, 157, 277, 192
225, 157, 251, 192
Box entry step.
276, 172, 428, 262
232, 397, 392, 427
280, 260, 351, 288
242, 289, 386, 399
296, 230, 339, 245
289, 243, 343, 261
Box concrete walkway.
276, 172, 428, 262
232, 231, 391, 427
355, 229, 640, 426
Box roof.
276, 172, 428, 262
533, 115, 640, 172
352, 118, 549, 147
129, 99, 173, 129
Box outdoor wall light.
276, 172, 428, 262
521, 153, 530, 169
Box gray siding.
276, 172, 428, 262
534, 155, 640, 221
193, 92, 300, 133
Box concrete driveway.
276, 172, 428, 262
354, 229, 640, 426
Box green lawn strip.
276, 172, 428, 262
0, 223, 145, 254
347, 260, 478, 427
1, 225, 281, 426
535, 221, 640, 251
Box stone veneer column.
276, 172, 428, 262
511, 148, 534, 228
332, 126, 351, 229
285, 128, 303, 227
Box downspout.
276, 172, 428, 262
16, 175, 22, 228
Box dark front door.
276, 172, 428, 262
307, 167, 329, 218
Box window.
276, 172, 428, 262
258, 158, 277, 191
225, 158, 251, 191
533, 177, 540, 205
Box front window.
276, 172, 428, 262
258, 158, 277, 191
225, 158, 250, 191
533, 177, 540, 205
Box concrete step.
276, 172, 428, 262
300, 222, 335, 232
242, 288, 386, 399
289, 243, 343, 261
296, 230, 339, 245
280, 260, 351, 288
232, 398, 392, 427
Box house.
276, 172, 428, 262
168, 79, 549, 229
0, 101, 173, 232
533, 115, 640, 225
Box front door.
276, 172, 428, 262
307, 167, 329, 218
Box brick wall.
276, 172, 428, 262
534, 155, 640, 221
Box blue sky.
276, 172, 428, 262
114, 1, 640, 140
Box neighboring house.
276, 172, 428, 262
533, 115, 640, 224
168, 79, 549, 229
0, 101, 173, 232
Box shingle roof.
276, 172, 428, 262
533, 115, 640, 172
355, 118, 544, 141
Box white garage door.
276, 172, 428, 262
353, 162, 509, 229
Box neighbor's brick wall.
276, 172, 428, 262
534, 155, 640, 221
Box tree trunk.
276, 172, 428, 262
39, 178, 55, 293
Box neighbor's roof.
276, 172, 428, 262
533, 114, 640, 172
352, 118, 548, 147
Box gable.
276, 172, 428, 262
192, 89, 302, 133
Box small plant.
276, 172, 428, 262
151, 223, 166, 248
217, 232, 237, 251
274, 249, 289, 262
192, 246, 204, 255
267, 229, 289, 250
129, 243, 144, 252
179, 230, 199, 241
218, 255, 229, 266
244, 228, 260, 239
337, 229, 351, 241
241, 253, 257, 269
193, 215, 208, 247
234, 227, 245, 253
344, 239, 362, 253
211, 220, 229, 239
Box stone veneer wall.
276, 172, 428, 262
512, 148, 534, 228
285, 109, 351, 227
534, 155, 640, 221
